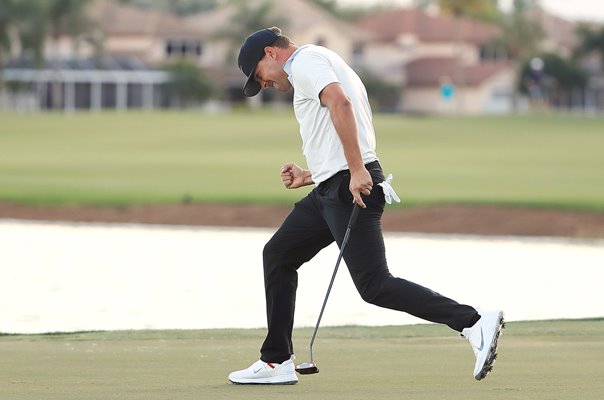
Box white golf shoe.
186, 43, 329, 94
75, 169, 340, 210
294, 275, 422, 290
228, 356, 298, 385
462, 310, 505, 380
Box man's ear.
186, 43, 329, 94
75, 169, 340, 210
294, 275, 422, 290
264, 46, 277, 60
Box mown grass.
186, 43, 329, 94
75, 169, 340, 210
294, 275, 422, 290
1, 319, 603, 400
1, 110, 603, 211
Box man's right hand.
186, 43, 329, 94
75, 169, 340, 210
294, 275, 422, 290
349, 167, 372, 208
281, 163, 310, 189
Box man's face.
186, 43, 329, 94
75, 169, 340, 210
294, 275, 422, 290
253, 48, 292, 93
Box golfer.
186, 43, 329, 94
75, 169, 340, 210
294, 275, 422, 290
228, 27, 504, 385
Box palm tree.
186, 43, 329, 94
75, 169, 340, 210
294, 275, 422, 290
490, 0, 544, 110
44, 0, 95, 109
0, 0, 47, 99
492, 0, 543, 62
0, 1, 18, 68
0, 1, 41, 67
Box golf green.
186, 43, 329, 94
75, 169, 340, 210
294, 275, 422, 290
1, 319, 602, 399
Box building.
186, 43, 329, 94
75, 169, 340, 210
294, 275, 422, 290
403, 57, 514, 114
1, 0, 368, 110
355, 8, 515, 114
89, 0, 367, 102
2, 56, 168, 111
7, 1, 587, 114
183, 0, 367, 102
1, 0, 199, 111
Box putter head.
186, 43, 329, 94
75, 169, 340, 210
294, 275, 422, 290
295, 362, 319, 375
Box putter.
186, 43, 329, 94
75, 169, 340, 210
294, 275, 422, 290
295, 204, 361, 375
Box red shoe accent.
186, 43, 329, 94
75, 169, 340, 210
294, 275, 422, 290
267, 363, 275, 369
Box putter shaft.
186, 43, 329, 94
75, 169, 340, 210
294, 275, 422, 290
308, 204, 360, 364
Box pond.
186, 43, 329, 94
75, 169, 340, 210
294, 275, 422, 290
1, 220, 602, 334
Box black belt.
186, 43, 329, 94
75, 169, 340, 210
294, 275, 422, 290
319, 160, 381, 188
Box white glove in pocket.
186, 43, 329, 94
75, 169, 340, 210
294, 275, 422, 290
377, 174, 401, 205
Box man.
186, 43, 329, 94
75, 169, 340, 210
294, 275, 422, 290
228, 27, 504, 385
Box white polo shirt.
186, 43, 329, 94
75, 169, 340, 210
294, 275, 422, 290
283, 45, 377, 185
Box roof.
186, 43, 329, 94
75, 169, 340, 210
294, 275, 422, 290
5, 55, 155, 71
355, 8, 500, 45
405, 57, 510, 87
87, 0, 202, 37
2, 55, 168, 83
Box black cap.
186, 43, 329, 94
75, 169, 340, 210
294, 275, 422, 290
238, 29, 279, 97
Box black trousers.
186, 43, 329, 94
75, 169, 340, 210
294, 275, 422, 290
260, 161, 479, 363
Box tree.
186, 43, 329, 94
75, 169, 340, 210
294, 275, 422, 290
163, 60, 215, 107
435, 0, 499, 22
357, 68, 401, 113
0, 0, 48, 95
519, 53, 588, 108
492, 0, 543, 62
46, 0, 94, 41
574, 25, 604, 65
0, 0, 20, 67
486, 0, 545, 110
0, 0, 45, 67
1, 1, 97, 65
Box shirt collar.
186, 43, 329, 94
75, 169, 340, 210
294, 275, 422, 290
283, 44, 313, 76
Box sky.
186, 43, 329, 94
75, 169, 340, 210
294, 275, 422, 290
336, 0, 604, 23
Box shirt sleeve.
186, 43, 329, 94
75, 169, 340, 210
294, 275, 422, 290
292, 50, 339, 103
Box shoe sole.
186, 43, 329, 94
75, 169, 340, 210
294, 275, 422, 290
228, 372, 298, 385
229, 379, 298, 385
475, 312, 505, 381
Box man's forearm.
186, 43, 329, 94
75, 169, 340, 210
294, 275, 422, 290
329, 98, 365, 172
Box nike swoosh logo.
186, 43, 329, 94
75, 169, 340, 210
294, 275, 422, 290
253, 368, 262, 374
477, 328, 485, 351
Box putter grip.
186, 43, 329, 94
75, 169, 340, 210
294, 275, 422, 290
348, 204, 360, 229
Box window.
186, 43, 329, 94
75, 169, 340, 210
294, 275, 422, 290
165, 39, 203, 58
480, 45, 507, 62
352, 42, 364, 67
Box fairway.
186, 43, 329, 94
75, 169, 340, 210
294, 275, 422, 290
1, 111, 603, 211
1, 320, 602, 400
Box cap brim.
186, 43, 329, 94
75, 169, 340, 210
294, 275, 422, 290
243, 71, 261, 97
